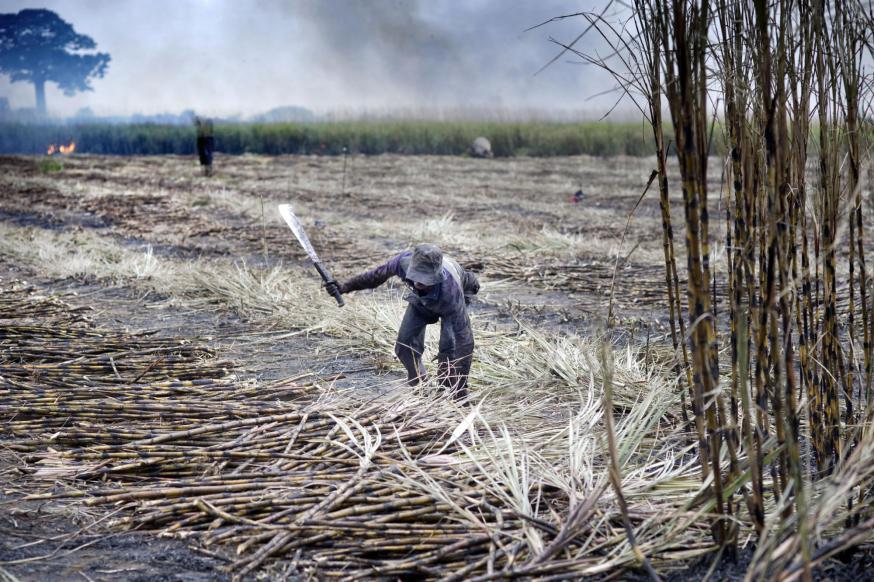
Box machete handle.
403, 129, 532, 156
328, 285, 345, 307
314, 262, 345, 307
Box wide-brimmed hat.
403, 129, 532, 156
407, 244, 445, 286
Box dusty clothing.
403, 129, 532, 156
396, 303, 474, 396
341, 251, 480, 397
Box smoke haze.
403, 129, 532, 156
0, 0, 632, 119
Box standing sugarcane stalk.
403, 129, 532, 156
785, 10, 817, 524
814, 1, 845, 475
631, 0, 694, 425
662, 0, 728, 544
835, 0, 869, 531
837, 0, 869, 422
716, 0, 765, 533
754, 0, 798, 505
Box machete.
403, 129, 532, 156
278, 204, 345, 307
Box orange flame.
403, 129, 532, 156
46, 142, 76, 155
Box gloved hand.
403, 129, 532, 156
325, 281, 343, 297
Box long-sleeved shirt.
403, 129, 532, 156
341, 251, 479, 353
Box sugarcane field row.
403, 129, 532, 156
2, 149, 874, 582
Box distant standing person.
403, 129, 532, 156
326, 244, 480, 400
195, 116, 214, 176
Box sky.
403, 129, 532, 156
0, 0, 635, 120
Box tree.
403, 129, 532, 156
0, 9, 110, 116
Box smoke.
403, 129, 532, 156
296, 2, 462, 106
0, 0, 630, 119
291, 0, 627, 115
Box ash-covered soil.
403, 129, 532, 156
1, 495, 229, 582
0, 255, 392, 581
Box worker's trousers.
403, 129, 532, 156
395, 303, 473, 400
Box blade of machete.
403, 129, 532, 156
278, 204, 344, 307
278, 204, 320, 263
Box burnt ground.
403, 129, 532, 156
0, 255, 401, 581
0, 496, 228, 582
0, 259, 230, 582
2, 154, 874, 580
0, 293, 225, 578
0, 244, 397, 582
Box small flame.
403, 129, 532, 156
46, 142, 76, 155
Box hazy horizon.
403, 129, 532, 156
0, 1, 638, 121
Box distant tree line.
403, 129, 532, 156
0, 121, 670, 157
